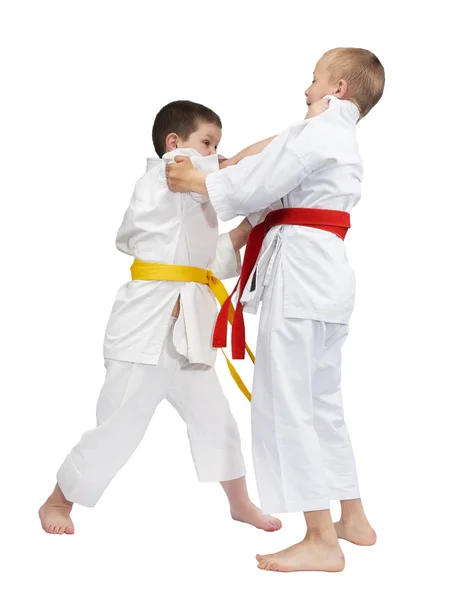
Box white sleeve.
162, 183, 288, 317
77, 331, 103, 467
115, 187, 141, 256
115, 171, 169, 256
247, 200, 284, 227
205, 108, 346, 221
209, 232, 241, 280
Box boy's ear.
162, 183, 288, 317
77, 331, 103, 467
165, 133, 178, 152
334, 79, 348, 99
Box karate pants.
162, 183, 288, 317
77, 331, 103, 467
251, 261, 360, 514
57, 318, 245, 507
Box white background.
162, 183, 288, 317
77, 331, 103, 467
1, 0, 467, 598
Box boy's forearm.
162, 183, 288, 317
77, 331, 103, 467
220, 136, 276, 169
229, 218, 252, 251
237, 136, 276, 158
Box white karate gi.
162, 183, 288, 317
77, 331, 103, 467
57, 150, 246, 508
205, 98, 362, 513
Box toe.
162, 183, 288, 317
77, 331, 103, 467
269, 518, 282, 531
65, 525, 74, 535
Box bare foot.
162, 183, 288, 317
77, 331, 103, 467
39, 484, 75, 535
231, 501, 282, 532
257, 538, 345, 573
256, 537, 345, 573
334, 518, 376, 546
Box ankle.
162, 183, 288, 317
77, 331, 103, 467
304, 525, 338, 544
340, 499, 365, 523
340, 510, 367, 526
229, 499, 252, 512
48, 485, 73, 508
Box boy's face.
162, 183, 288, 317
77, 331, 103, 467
304, 58, 339, 117
178, 121, 222, 156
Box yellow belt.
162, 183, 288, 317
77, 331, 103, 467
130, 260, 255, 401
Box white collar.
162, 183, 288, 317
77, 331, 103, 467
146, 148, 219, 176
146, 148, 204, 172
325, 95, 360, 123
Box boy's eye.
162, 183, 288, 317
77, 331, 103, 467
203, 140, 210, 146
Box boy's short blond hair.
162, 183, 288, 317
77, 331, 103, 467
323, 48, 385, 118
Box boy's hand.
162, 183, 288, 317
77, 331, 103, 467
166, 156, 209, 196
166, 156, 196, 193
306, 98, 330, 119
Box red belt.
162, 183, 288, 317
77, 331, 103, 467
213, 208, 351, 359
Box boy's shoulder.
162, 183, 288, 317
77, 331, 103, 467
133, 158, 165, 191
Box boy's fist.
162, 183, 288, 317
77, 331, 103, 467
166, 156, 195, 192
306, 98, 330, 119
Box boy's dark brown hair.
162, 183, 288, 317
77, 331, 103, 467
152, 100, 222, 157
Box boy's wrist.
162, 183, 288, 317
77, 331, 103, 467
229, 218, 252, 252
191, 171, 208, 196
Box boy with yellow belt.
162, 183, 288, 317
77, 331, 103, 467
39, 100, 282, 535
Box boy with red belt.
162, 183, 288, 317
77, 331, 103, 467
166, 48, 385, 572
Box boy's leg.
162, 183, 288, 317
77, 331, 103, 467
40, 320, 182, 533
55, 359, 172, 507
165, 362, 281, 531
251, 257, 329, 515
251, 257, 343, 571
40, 359, 172, 533
312, 324, 376, 546
312, 324, 360, 499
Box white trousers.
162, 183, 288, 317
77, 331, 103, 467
252, 259, 360, 514
57, 319, 245, 507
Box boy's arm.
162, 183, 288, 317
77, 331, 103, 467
219, 136, 276, 169
166, 128, 323, 219
229, 218, 252, 251
207, 111, 344, 220
208, 219, 252, 281
166, 102, 339, 220
218, 98, 328, 170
